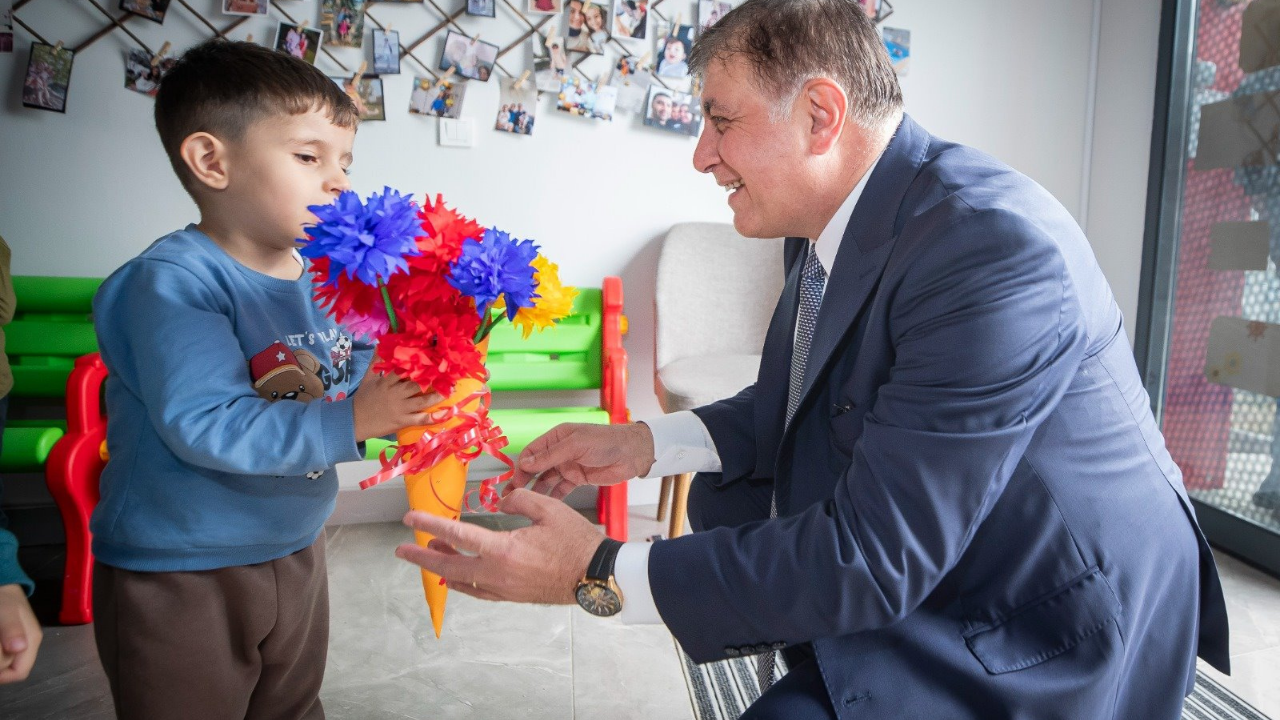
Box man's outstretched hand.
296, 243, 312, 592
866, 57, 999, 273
395, 488, 603, 605
507, 422, 657, 500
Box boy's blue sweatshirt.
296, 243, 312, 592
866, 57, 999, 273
91, 226, 372, 571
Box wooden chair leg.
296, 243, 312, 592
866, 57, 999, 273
656, 475, 674, 521
668, 472, 693, 538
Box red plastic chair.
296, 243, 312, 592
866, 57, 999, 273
44, 280, 632, 625
597, 276, 630, 541
44, 353, 107, 625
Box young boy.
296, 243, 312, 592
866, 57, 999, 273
90, 40, 435, 718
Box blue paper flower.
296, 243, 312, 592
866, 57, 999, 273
301, 187, 421, 287
447, 229, 540, 319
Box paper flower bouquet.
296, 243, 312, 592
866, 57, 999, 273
301, 188, 577, 636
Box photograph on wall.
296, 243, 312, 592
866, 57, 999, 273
533, 37, 566, 93
642, 85, 703, 136
438, 30, 498, 81
1, 6, 12, 54
697, 0, 731, 32
856, 0, 880, 20
612, 0, 646, 41
321, 0, 365, 49
372, 28, 400, 74
654, 22, 693, 79
222, 0, 268, 16
562, 0, 608, 54
609, 55, 653, 114
274, 22, 322, 65
556, 76, 617, 121
410, 76, 467, 118
495, 79, 537, 135
334, 75, 386, 120
528, 0, 561, 15
467, 0, 496, 17
23, 42, 73, 113
125, 49, 176, 96
119, 0, 172, 24
882, 26, 909, 76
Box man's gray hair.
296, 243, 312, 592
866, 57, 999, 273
689, 0, 902, 125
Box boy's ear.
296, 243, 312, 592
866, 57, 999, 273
179, 132, 230, 191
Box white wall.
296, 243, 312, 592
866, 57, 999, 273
1085, 0, 1163, 344
0, 0, 1108, 503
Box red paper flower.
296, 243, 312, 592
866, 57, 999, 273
372, 310, 486, 397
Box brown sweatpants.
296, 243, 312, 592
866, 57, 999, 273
92, 536, 329, 720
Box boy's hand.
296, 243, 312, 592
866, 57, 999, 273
0, 583, 42, 684
353, 372, 444, 441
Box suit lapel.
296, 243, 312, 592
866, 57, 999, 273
792, 115, 934, 428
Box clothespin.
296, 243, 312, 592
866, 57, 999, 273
53, 40, 63, 52
514, 69, 530, 90
672, 12, 681, 30
433, 66, 456, 89
470, 33, 481, 45
246, 33, 254, 43
638, 50, 650, 68
582, 0, 593, 14
692, 76, 702, 96
353, 60, 367, 80
151, 41, 171, 67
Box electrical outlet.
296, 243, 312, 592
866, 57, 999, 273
438, 118, 475, 148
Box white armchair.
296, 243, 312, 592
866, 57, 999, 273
653, 222, 786, 536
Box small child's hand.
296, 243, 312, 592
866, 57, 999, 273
353, 371, 445, 441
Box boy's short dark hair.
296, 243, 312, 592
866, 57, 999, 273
154, 40, 358, 193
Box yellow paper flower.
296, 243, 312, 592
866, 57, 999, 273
496, 255, 578, 338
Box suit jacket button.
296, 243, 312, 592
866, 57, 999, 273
754, 643, 773, 654
725, 647, 740, 658
771, 642, 787, 650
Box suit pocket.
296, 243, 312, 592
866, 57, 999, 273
962, 567, 1122, 675
828, 403, 864, 458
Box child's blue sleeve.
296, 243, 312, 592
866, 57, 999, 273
95, 258, 362, 476
0, 527, 34, 596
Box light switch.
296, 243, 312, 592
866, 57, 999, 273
439, 118, 475, 148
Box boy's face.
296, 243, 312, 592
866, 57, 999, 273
220, 109, 354, 250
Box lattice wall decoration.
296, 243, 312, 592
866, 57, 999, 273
7, 0, 903, 127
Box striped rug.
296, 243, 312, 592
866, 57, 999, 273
677, 651, 1272, 720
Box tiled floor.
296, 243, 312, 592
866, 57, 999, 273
1200, 550, 1280, 719
1, 506, 1278, 719
0, 506, 693, 720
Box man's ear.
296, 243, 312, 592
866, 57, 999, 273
179, 132, 230, 191
803, 78, 848, 156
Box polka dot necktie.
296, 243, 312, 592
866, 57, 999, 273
758, 242, 826, 693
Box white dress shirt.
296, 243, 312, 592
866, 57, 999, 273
615, 158, 881, 624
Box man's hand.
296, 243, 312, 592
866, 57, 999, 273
507, 422, 656, 500
0, 583, 41, 684
394, 489, 603, 605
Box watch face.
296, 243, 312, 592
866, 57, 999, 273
576, 581, 622, 617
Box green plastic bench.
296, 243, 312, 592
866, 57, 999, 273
365, 279, 631, 539
2, 276, 102, 471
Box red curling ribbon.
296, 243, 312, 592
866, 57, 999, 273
358, 390, 514, 516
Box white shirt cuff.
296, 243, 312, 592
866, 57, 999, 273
615, 541, 663, 624
640, 411, 722, 478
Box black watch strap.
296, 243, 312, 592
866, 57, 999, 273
585, 538, 624, 582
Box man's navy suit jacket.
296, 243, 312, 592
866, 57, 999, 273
649, 115, 1230, 719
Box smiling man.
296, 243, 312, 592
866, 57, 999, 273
395, 0, 1231, 717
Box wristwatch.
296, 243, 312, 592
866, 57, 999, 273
575, 538, 625, 617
